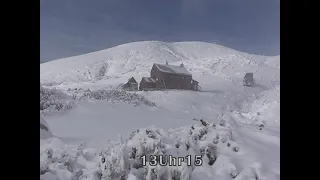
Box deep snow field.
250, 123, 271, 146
40, 41, 280, 180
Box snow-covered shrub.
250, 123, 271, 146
97, 119, 235, 180
40, 85, 74, 115
40, 138, 99, 180
40, 118, 240, 180
75, 89, 156, 107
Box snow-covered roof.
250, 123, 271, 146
154, 63, 191, 76
142, 77, 156, 83
192, 79, 199, 83
127, 77, 137, 83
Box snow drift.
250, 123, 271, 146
40, 116, 53, 139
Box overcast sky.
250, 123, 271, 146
40, 0, 280, 63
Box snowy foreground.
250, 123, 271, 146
40, 41, 280, 180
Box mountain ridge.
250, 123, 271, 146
40, 41, 279, 86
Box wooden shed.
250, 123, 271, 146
122, 77, 138, 91
243, 73, 254, 87
139, 77, 157, 91
150, 63, 198, 90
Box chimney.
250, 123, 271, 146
166, 61, 168, 65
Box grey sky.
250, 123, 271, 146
40, 0, 280, 63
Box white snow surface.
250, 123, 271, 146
40, 116, 53, 139
154, 63, 191, 76
40, 41, 280, 180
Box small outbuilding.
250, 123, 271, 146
243, 73, 254, 87
122, 77, 138, 91
191, 79, 200, 91
139, 77, 157, 91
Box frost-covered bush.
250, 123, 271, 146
40, 138, 100, 180
40, 118, 239, 180
97, 119, 235, 180
75, 89, 156, 107
40, 85, 74, 115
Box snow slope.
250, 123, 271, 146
40, 41, 279, 180
40, 41, 278, 86
40, 116, 53, 139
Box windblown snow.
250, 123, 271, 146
40, 41, 280, 180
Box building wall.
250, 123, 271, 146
131, 84, 138, 91
151, 66, 193, 90
123, 83, 138, 91
140, 80, 157, 91
163, 73, 192, 89
151, 65, 165, 89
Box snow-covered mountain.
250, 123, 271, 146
40, 41, 279, 86
40, 41, 280, 180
